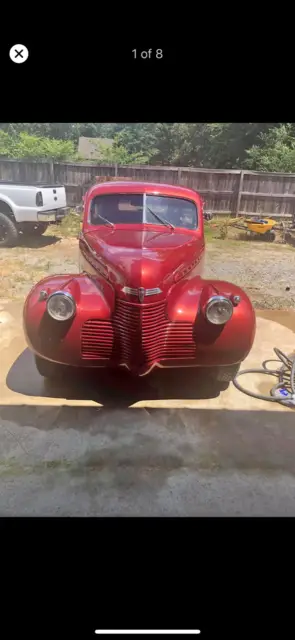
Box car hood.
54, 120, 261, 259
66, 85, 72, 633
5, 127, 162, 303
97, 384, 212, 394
83, 228, 201, 290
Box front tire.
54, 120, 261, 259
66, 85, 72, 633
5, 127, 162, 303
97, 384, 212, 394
0, 211, 19, 247
35, 355, 66, 379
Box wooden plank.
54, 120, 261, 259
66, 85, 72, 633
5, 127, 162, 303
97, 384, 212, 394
204, 214, 232, 216
195, 189, 235, 196
1, 159, 295, 178
63, 183, 236, 197
241, 191, 295, 199
239, 212, 292, 218
242, 169, 295, 178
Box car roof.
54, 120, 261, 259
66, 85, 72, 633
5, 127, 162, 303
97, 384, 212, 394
88, 181, 199, 200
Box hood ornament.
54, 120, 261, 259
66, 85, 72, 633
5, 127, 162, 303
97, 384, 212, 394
122, 286, 162, 302
138, 287, 145, 303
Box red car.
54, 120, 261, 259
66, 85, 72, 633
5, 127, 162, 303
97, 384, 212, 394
23, 181, 256, 386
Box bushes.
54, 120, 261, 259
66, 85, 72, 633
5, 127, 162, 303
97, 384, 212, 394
0, 131, 77, 161
244, 125, 295, 172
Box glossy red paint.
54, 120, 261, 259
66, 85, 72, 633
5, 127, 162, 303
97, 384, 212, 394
23, 181, 256, 376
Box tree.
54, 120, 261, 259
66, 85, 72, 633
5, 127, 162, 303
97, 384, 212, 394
115, 124, 159, 160
0, 131, 76, 161
243, 124, 295, 172
0, 123, 127, 144
1, 122, 291, 170
94, 139, 149, 164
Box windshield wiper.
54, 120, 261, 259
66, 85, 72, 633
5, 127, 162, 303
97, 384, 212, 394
96, 213, 115, 228
146, 206, 175, 230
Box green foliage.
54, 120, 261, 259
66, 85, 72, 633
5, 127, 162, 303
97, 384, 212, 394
0, 123, 126, 144
94, 138, 149, 164
243, 124, 295, 172
0, 131, 76, 161
1, 123, 295, 171
115, 124, 159, 160
48, 209, 81, 237
112, 123, 278, 168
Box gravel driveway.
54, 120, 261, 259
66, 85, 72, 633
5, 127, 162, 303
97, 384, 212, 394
205, 240, 295, 309
1, 232, 293, 308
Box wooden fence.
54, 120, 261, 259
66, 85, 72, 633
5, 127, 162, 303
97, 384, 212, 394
1, 159, 295, 220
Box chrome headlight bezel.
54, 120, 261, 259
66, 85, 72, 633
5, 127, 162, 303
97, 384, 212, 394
205, 295, 233, 325
46, 291, 76, 322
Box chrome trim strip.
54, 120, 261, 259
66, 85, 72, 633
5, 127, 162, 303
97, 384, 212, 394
118, 361, 205, 377
145, 288, 162, 296
81, 235, 98, 257
122, 287, 138, 295
122, 286, 162, 296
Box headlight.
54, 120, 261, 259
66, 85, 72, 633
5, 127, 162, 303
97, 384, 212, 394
205, 295, 233, 325
46, 291, 76, 321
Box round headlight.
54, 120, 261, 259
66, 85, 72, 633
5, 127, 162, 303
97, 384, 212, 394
205, 295, 233, 325
46, 291, 76, 322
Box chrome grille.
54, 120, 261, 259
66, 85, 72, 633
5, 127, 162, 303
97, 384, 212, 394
81, 300, 196, 366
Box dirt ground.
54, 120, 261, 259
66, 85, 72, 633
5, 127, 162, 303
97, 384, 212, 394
0, 222, 294, 308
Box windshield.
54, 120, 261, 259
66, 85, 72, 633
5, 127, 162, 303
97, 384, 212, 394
90, 194, 198, 230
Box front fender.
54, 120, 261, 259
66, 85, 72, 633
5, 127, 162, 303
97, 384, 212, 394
167, 277, 256, 365
23, 273, 115, 365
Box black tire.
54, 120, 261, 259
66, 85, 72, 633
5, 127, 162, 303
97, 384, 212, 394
35, 354, 66, 379
264, 230, 275, 242
21, 222, 49, 236
0, 211, 19, 248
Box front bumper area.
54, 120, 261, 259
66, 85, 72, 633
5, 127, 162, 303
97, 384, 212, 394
37, 208, 69, 223
24, 279, 256, 377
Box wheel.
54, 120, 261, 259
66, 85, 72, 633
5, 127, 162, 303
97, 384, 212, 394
265, 230, 275, 242
35, 354, 66, 379
208, 364, 241, 391
20, 222, 49, 236
0, 211, 19, 247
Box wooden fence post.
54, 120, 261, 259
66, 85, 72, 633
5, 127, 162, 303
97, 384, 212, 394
178, 167, 182, 184
115, 163, 118, 177
49, 161, 55, 183
234, 170, 244, 217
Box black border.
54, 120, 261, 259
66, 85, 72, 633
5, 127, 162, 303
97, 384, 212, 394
1, 38, 294, 121
2, 517, 294, 638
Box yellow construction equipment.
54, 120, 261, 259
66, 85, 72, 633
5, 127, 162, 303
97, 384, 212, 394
245, 217, 276, 240
216, 216, 277, 242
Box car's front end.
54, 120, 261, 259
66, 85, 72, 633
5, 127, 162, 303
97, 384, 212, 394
23, 181, 256, 382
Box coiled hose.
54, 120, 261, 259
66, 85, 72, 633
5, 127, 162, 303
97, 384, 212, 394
233, 348, 295, 407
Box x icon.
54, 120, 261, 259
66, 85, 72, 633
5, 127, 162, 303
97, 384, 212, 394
9, 44, 29, 63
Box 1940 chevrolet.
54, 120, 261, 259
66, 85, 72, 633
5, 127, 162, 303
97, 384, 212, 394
23, 181, 256, 386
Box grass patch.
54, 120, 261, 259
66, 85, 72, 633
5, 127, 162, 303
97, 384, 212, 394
46, 209, 81, 238
204, 223, 216, 241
